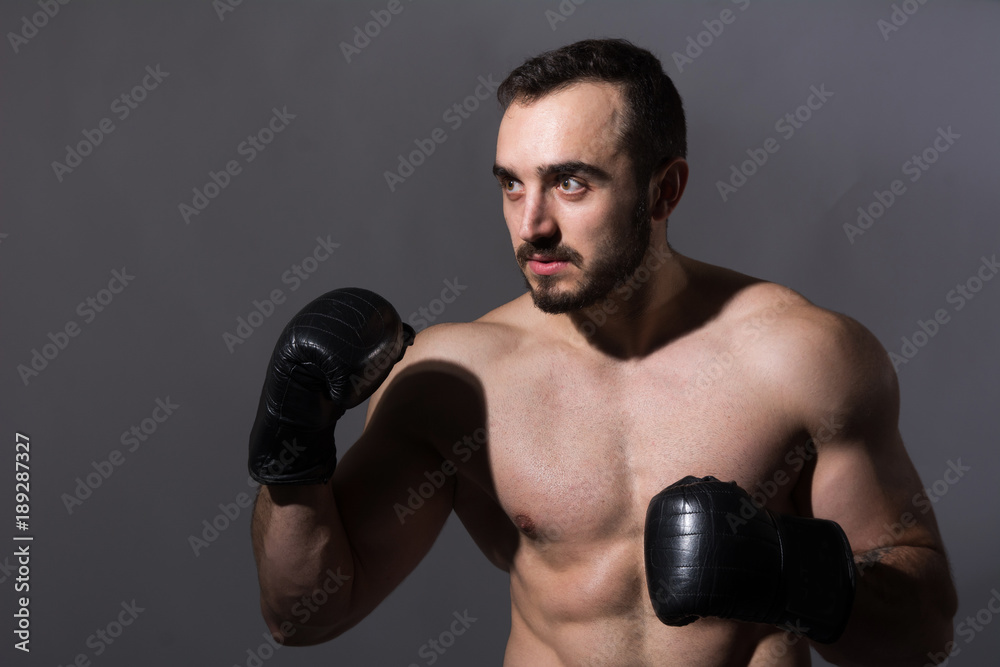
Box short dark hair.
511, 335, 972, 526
497, 38, 687, 189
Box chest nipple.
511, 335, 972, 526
514, 513, 536, 536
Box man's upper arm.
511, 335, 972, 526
329, 324, 485, 628
781, 309, 945, 556
773, 298, 959, 662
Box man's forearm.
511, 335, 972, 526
814, 545, 957, 666
251, 482, 355, 645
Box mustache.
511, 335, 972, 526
515, 242, 584, 267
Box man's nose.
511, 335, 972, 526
518, 192, 558, 242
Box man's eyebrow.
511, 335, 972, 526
492, 163, 514, 180
538, 161, 612, 182
492, 161, 612, 182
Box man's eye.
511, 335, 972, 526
502, 179, 523, 193
559, 177, 584, 193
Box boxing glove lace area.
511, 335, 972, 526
248, 288, 414, 485
645, 475, 855, 644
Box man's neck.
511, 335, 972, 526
558, 242, 695, 359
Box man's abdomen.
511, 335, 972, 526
502, 535, 808, 666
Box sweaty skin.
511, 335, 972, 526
387, 275, 835, 665
252, 82, 955, 665
360, 268, 918, 666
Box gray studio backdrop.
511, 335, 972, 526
1, 1, 998, 665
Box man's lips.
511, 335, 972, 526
527, 258, 570, 276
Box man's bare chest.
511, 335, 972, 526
443, 351, 810, 556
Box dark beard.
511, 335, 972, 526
517, 195, 651, 314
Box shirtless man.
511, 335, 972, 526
249, 39, 957, 665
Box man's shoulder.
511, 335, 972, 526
734, 283, 883, 366
401, 294, 531, 369
729, 281, 897, 422
364, 298, 531, 430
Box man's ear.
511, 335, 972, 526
649, 158, 689, 222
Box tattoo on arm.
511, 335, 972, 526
855, 546, 896, 575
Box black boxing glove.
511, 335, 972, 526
645, 475, 855, 644
247, 288, 414, 485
